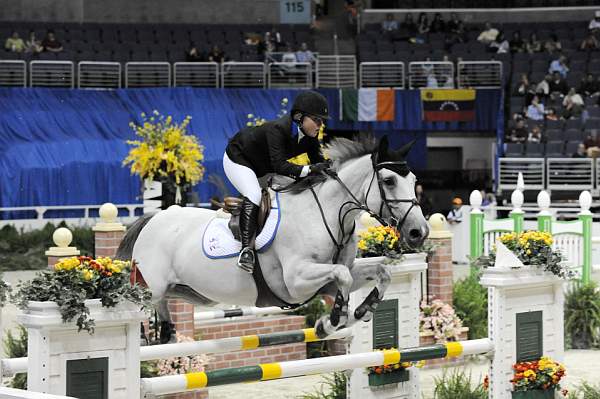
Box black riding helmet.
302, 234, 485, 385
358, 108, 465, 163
291, 90, 330, 121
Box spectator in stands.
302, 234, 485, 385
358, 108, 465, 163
207, 45, 225, 63
186, 45, 204, 62
281, 45, 297, 63
426, 71, 438, 88
446, 12, 461, 34
526, 95, 545, 121
543, 34, 562, 54
489, 32, 509, 54
549, 72, 569, 98
4, 31, 25, 53
417, 12, 429, 35
528, 126, 543, 143
584, 131, 600, 149
382, 13, 398, 32
536, 74, 552, 99
546, 107, 559, 121
588, 11, 600, 34
507, 119, 528, 143
562, 88, 584, 119
580, 34, 599, 51
446, 197, 463, 224
445, 20, 466, 50
401, 13, 417, 38
548, 55, 569, 78
265, 28, 283, 51
572, 143, 588, 158
24, 30, 43, 54
526, 32, 542, 53
578, 74, 599, 97
509, 31, 526, 53
429, 13, 445, 33
415, 184, 432, 219
514, 73, 532, 97
477, 21, 499, 45
41, 31, 63, 53
296, 42, 315, 63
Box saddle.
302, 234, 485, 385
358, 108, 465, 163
212, 189, 272, 240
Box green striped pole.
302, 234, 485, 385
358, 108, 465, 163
510, 188, 524, 234
141, 339, 493, 395
469, 190, 484, 259
537, 190, 552, 233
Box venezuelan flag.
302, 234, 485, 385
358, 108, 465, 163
421, 89, 476, 122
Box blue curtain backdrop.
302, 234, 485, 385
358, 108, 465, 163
0, 88, 501, 208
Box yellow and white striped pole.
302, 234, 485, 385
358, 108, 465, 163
141, 339, 493, 396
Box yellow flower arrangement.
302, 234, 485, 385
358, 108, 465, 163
123, 111, 205, 186
357, 225, 401, 258
511, 356, 567, 394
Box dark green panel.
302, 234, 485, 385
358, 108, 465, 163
259, 331, 305, 346
206, 365, 263, 386
373, 299, 398, 350
516, 311, 543, 362
400, 345, 447, 361
66, 357, 108, 399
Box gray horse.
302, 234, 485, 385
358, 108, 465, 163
117, 135, 429, 342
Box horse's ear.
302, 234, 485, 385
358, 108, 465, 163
395, 139, 416, 159
377, 136, 389, 157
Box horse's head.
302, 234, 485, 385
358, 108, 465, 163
366, 136, 429, 248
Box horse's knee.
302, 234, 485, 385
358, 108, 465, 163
332, 265, 353, 294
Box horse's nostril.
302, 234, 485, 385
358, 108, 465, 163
409, 229, 422, 239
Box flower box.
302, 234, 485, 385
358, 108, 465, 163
368, 368, 409, 386
511, 389, 555, 399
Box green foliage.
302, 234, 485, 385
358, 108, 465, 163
567, 382, 600, 399
11, 257, 152, 333
452, 266, 488, 339
297, 372, 347, 399
141, 360, 159, 378
2, 325, 28, 389
433, 369, 487, 399
564, 282, 600, 349
294, 297, 332, 358
0, 223, 94, 271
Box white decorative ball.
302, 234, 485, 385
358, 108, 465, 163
429, 213, 446, 231
537, 190, 551, 210
511, 189, 524, 209
579, 191, 592, 212
99, 203, 118, 223
53, 227, 73, 248
469, 190, 482, 208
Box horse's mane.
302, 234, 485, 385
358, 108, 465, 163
272, 134, 378, 193
325, 133, 378, 170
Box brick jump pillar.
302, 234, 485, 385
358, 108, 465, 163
426, 213, 454, 304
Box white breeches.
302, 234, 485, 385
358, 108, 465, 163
223, 152, 262, 206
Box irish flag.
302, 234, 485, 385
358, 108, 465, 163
341, 88, 395, 122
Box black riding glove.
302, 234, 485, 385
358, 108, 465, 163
309, 162, 330, 175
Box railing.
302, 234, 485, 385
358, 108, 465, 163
173, 62, 219, 88
0, 60, 26, 87
125, 62, 171, 88
408, 61, 454, 89
359, 62, 405, 88
457, 61, 502, 88
221, 62, 265, 88
77, 62, 121, 89
316, 55, 356, 88
29, 61, 74, 88
547, 158, 594, 191
268, 62, 312, 89
498, 158, 545, 191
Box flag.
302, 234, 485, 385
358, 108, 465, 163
421, 89, 476, 122
342, 88, 395, 122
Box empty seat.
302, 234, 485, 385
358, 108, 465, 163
564, 128, 585, 142
585, 118, 600, 130
525, 143, 544, 157
545, 141, 565, 157
545, 129, 563, 142
505, 143, 524, 157
564, 118, 583, 130
565, 141, 581, 156
545, 119, 563, 130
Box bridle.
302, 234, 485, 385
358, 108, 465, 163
307, 153, 421, 264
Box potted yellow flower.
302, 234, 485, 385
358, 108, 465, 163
123, 111, 205, 209
511, 356, 568, 398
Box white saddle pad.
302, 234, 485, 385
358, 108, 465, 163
202, 192, 281, 259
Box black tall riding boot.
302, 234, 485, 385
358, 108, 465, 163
238, 197, 260, 273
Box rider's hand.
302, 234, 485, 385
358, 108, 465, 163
309, 162, 330, 175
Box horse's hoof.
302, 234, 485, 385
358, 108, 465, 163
315, 320, 328, 339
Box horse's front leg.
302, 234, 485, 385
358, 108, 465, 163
283, 261, 353, 338
347, 261, 392, 325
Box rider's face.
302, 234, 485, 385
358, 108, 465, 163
302, 115, 322, 137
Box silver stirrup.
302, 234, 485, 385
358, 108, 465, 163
237, 248, 255, 273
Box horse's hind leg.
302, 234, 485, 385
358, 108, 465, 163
156, 299, 176, 344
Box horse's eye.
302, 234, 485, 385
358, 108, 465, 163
383, 177, 396, 186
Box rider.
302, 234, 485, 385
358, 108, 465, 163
224, 90, 331, 273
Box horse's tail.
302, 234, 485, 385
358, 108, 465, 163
115, 214, 155, 261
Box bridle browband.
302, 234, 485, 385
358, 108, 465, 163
305, 153, 421, 264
